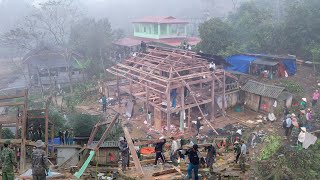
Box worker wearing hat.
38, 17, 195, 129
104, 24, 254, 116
1, 140, 17, 180
32, 140, 49, 179
234, 140, 241, 164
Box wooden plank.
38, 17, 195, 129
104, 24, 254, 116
154, 108, 161, 131
0, 139, 22, 144
94, 114, 119, 149
123, 127, 144, 176
45, 108, 49, 154
28, 116, 46, 119
0, 92, 25, 100
152, 169, 177, 177
0, 101, 25, 107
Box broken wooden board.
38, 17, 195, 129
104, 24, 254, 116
152, 168, 177, 177
123, 127, 144, 176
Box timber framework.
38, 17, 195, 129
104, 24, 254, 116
106, 46, 239, 135
0, 88, 54, 173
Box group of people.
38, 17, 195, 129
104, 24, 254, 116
0, 140, 49, 180
283, 89, 320, 145
28, 124, 44, 141
58, 129, 74, 145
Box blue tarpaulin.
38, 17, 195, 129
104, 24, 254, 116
225, 55, 257, 74
282, 59, 297, 76
225, 54, 297, 75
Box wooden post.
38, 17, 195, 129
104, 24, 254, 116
222, 71, 226, 116
211, 79, 215, 122
154, 108, 161, 130
188, 108, 191, 132
166, 88, 171, 134
180, 87, 185, 132
20, 89, 28, 173
51, 125, 54, 155
116, 75, 120, 109
45, 107, 49, 154
146, 82, 150, 124
123, 127, 144, 176
15, 108, 19, 139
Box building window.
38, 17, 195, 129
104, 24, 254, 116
143, 27, 146, 33
154, 24, 158, 34
160, 24, 167, 35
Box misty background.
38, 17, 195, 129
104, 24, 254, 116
0, 0, 242, 35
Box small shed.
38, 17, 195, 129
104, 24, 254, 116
241, 80, 292, 113
225, 54, 297, 79
56, 145, 82, 166
90, 141, 120, 165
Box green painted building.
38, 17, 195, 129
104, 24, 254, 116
132, 16, 188, 40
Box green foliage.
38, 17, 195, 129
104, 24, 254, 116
68, 113, 100, 137
279, 80, 304, 94
258, 135, 281, 160
198, 18, 233, 55
1, 128, 15, 139
64, 82, 95, 112
199, 0, 320, 60
69, 18, 122, 77
48, 107, 66, 136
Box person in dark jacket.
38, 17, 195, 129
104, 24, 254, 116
119, 137, 129, 171
205, 144, 216, 169
154, 137, 166, 165
186, 144, 200, 180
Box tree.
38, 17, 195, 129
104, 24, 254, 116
1, 128, 15, 139
0, 0, 80, 52
69, 18, 123, 77
68, 113, 100, 137
198, 18, 233, 55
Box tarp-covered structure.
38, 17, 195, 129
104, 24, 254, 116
225, 54, 297, 77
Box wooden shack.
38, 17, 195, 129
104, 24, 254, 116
90, 141, 120, 165
241, 80, 292, 113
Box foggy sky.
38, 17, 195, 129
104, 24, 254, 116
0, 0, 239, 34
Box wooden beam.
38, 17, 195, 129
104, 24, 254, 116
172, 68, 219, 135
123, 127, 144, 176
20, 89, 27, 173
51, 125, 54, 155
45, 108, 49, 154
152, 169, 177, 177
0, 92, 25, 100
94, 113, 119, 149
211, 79, 215, 122
0, 101, 24, 107
27, 116, 46, 119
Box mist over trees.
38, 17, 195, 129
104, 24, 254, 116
198, 0, 320, 62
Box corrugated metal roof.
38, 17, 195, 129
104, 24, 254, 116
241, 80, 285, 99
132, 16, 188, 24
